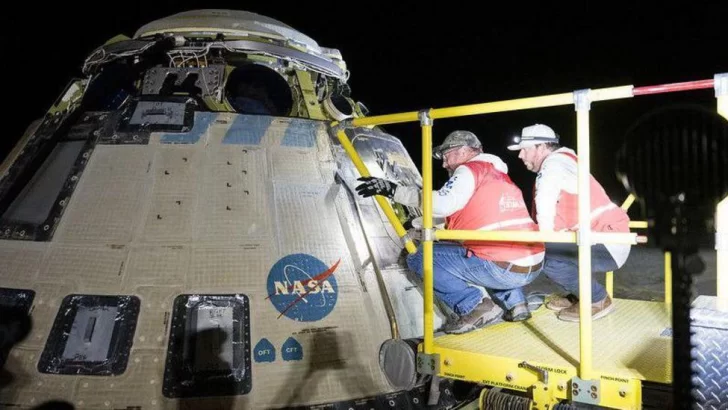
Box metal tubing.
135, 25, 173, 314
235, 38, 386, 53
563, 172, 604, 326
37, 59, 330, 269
421, 113, 435, 353
664, 252, 673, 305
431, 93, 573, 119
351, 111, 419, 127
633, 79, 715, 96
575, 90, 593, 381
621, 193, 636, 210
335, 129, 417, 254
606, 271, 614, 298
350, 79, 722, 128
349, 86, 633, 128
434, 230, 636, 245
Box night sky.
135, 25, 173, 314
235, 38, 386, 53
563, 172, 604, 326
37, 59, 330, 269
4, 2, 727, 204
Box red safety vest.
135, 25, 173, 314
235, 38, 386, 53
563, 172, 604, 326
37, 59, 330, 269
546, 152, 629, 233
446, 161, 544, 262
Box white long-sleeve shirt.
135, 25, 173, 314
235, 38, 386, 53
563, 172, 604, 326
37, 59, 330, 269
393, 153, 509, 217
534, 147, 577, 232
535, 147, 630, 266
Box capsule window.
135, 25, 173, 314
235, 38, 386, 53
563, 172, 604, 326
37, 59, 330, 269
225, 64, 292, 116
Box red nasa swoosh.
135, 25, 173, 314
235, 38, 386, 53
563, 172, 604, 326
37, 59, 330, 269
266, 259, 341, 319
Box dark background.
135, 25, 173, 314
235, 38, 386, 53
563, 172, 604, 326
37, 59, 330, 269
3, 2, 727, 208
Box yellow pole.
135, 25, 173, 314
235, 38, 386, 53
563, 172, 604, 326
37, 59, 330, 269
435, 229, 636, 244
349, 86, 634, 127
664, 251, 672, 305
431, 93, 574, 119
335, 128, 417, 254
629, 221, 649, 229
717, 196, 728, 311
351, 111, 419, 127
605, 272, 613, 298
574, 90, 593, 381
420, 110, 435, 354
621, 193, 636, 210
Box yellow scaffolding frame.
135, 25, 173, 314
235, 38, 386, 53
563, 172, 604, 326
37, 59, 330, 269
334, 73, 728, 407
339, 85, 636, 376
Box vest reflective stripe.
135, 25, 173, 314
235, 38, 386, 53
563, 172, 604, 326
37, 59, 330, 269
446, 161, 545, 262
550, 152, 629, 233
566, 202, 618, 231
480, 217, 538, 231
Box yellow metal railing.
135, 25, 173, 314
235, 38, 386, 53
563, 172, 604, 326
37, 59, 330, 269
336, 85, 638, 382
574, 91, 595, 379
420, 110, 436, 352
335, 73, 728, 386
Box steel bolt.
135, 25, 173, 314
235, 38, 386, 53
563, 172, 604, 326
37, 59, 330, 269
591, 386, 597, 392
591, 393, 597, 399
619, 390, 627, 398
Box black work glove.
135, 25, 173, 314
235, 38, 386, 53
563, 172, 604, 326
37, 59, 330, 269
355, 177, 398, 199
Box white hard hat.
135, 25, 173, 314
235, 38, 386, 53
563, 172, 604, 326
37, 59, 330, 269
507, 124, 559, 151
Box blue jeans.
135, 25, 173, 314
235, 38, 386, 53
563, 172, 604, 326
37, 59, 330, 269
543, 243, 619, 303
405, 242, 541, 315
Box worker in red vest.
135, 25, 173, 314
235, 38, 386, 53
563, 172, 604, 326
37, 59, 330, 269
507, 123, 631, 321
356, 131, 544, 334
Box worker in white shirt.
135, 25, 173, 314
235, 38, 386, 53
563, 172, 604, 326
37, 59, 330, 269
507, 123, 631, 321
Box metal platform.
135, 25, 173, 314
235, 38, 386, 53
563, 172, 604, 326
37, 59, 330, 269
428, 298, 672, 408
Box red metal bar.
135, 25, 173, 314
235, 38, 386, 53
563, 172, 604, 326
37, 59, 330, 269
633, 79, 714, 96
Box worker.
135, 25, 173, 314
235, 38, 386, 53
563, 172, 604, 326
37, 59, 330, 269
507, 123, 631, 321
356, 130, 544, 333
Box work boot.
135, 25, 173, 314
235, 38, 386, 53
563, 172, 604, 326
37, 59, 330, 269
557, 295, 614, 322
443, 298, 503, 334
502, 302, 531, 322
546, 293, 579, 312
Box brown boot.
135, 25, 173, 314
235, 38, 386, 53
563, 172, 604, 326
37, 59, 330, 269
443, 298, 503, 334
557, 296, 614, 322
546, 293, 579, 312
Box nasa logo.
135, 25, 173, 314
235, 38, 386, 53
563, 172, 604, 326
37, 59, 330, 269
266, 254, 340, 321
